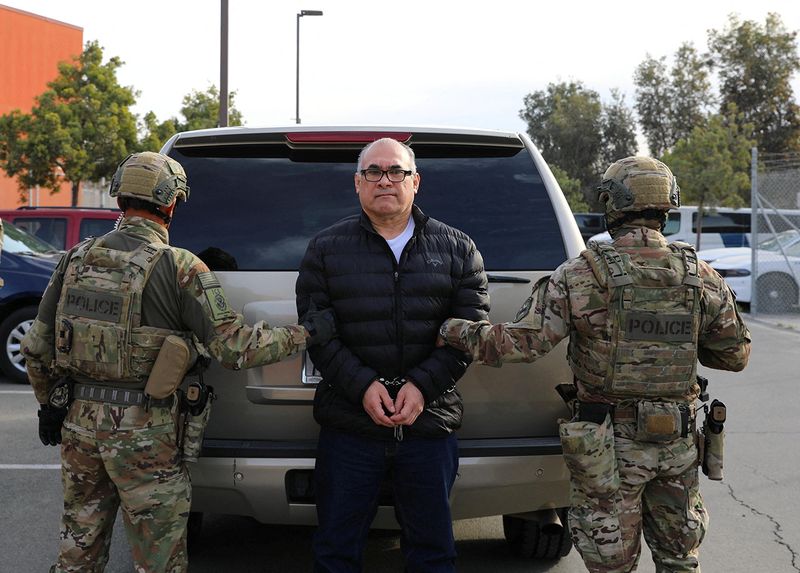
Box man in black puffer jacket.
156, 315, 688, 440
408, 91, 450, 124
296, 137, 489, 573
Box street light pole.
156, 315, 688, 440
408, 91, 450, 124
296, 9, 323, 124
219, 0, 229, 127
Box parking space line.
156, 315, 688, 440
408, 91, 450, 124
0, 390, 34, 394
0, 464, 61, 470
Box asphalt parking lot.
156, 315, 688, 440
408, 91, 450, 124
1, 316, 798, 572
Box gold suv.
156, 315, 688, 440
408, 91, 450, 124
163, 126, 585, 561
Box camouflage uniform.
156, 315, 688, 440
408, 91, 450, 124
442, 158, 750, 573
22, 154, 309, 573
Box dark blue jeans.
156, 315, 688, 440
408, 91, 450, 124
312, 427, 459, 573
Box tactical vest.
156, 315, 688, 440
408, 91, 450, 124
569, 241, 703, 399
54, 238, 187, 386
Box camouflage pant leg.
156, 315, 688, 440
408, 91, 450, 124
640, 448, 707, 572
562, 415, 635, 573
54, 417, 120, 573
100, 403, 191, 573
615, 423, 706, 573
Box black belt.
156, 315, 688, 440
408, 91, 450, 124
74, 383, 173, 408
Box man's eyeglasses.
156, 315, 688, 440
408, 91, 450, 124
359, 168, 413, 183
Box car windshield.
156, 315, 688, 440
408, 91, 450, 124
757, 229, 800, 251
2, 220, 61, 256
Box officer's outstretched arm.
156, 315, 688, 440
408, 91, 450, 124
440, 274, 569, 367
177, 255, 322, 370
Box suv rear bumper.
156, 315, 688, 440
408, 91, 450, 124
189, 437, 571, 527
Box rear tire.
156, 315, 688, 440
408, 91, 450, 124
757, 274, 798, 314
0, 306, 37, 384
503, 509, 572, 560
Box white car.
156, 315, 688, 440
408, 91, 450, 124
698, 230, 800, 313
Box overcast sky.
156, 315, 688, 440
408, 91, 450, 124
6, 0, 800, 137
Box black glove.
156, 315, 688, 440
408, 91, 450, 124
302, 301, 337, 347
38, 404, 67, 446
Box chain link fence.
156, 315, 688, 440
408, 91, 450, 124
750, 149, 800, 315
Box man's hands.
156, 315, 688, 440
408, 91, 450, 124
38, 404, 67, 446
390, 383, 424, 427
362, 381, 395, 427
362, 379, 425, 428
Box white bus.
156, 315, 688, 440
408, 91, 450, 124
588, 206, 800, 251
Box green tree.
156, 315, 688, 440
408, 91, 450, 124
0, 41, 138, 206
521, 81, 638, 207
708, 13, 800, 153
634, 43, 713, 157
600, 89, 638, 167
634, 55, 673, 157
550, 164, 588, 212
662, 105, 755, 249
139, 86, 244, 151
670, 43, 714, 143
520, 81, 603, 189
138, 111, 180, 152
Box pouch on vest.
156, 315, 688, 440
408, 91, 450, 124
144, 335, 192, 399
634, 400, 683, 443
559, 412, 619, 498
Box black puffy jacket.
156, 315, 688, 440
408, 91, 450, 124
296, 205, 490, 439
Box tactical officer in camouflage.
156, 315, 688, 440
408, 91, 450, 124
21, 152, 334, 573
440, 157, 751, 573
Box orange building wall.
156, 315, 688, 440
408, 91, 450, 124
0, 5, 83, 209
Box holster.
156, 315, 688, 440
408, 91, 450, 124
701, 399, 725, 480
179, 378, 215, 463
47, 377, 75, 410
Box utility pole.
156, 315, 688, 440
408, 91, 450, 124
219, 0, 229, 127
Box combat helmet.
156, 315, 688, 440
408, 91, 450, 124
109, 152, 189, 207
597, 156, 680, 232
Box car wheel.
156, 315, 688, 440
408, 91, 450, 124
757, 274, 798, 314
503, 509, 572, 560
0, 306, 37, 384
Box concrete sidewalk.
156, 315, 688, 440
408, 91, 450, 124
742, 311, 800, 333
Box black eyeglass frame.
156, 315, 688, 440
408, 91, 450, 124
358, 168, 414, 183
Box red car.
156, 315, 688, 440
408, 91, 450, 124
0, 206, 121, 251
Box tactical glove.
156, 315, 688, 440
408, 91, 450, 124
38, 404, 67, 446
302, 301, 337, 347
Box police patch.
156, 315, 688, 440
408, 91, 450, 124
624, 312, 693, 342
62, 287, 124, 323
514, 295, 534, 323
205, 287, 232, 321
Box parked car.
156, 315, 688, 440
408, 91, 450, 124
699, 229, 800, 313
162, 125, 584, 560
572, 212, 605, 242
0, 206, 120, 251
0, 221, 59, 382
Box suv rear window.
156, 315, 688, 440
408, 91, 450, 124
168, 144, 566, 271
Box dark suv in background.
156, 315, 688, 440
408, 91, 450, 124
162, 126, 584, 562
0, 221, 59, 382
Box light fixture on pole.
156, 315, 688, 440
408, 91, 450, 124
296, 9, 323, 124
